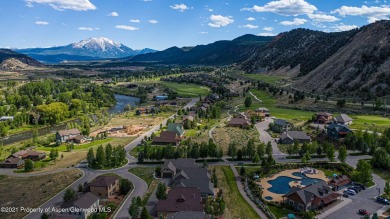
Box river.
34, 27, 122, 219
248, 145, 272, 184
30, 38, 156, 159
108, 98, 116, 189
109, 94, 140, 114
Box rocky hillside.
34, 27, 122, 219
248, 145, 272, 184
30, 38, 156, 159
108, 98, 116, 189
129, 34, 273, 65
242, 20, 390, 99
0, 49, 43, 70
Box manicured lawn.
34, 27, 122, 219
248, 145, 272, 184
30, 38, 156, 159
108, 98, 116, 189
243, 74, 285, 85
373, 168, 390, 182
243, 89, 314, 121
215, 166, 260, 219
128, 167, 156, 186
160, 81, 211, 97
36, 138, 114, 152
350, 115, 390, 132
267, 204, 293, 219
317, 168, 342, 178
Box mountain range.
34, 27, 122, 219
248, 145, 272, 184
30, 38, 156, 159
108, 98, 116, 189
0, 49, 43, 70
15, 37, 156, 63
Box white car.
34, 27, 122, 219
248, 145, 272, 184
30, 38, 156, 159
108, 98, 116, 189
345, 189, 356, 195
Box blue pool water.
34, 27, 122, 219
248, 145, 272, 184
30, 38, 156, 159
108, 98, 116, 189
267, 172, 325, 195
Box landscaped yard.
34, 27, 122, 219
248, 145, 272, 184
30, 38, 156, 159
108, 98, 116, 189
242, 74, 285, 85
159, 81, 211, 97
215, 166, 260, 219
0, 169, 82, 219
128, 167, 156, 186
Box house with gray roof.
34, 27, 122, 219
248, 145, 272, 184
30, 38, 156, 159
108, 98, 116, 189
167, 211, 212, 219
282, 181, 341, 212
167, 123, 185, 136
334, 114, 353, 125
279, 131, 311, 144
327, 123, 351, 139
271, 119, 292, 133
60, 192, 100, 219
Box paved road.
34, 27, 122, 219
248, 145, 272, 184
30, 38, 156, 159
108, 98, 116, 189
255, 118, 286, 156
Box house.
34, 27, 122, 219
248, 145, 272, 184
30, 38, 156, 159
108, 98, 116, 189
334, 114, 353, 125
256, 108, 271, 117
271, 119, 292, 133
0, 157, 24, 168
56, 129, 81, 143
87, 175, 120, 198
279, 131, 311, 144
9, 150, 46, 161
167, 123, 185, 136
152, 131, 181, 146
228, 118, 250, 128
73, 135, 87, 144
182, 115, 194, 122
167, 211, 212, 219
161, 158, 214, 197
156, 96, 169, 101
329, 175, 351, 191
60, 192, 100, 219
327, 124, 351, 139
156, 187, 204, 217
315, 112, 333, 124
283, 181, 341, 212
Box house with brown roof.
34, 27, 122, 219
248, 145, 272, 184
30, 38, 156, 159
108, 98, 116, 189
315, 112, 333, 124
9, 150, 46, 161
283, 181, 341, 212
87, 175, 119, 198
56, 129, 81, 143
228, 117, 250, 128
60, 192, 100, 219
152, 131, 181, 146
156, 187, 204, 217
0, 157, 24, 168
329, 175, 351, 191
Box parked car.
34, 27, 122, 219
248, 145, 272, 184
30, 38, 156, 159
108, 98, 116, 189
348, 187, 360, 193
377, 197, 390, 205
352, 182, 366, 190
343, 193, 349, 198
345, 189, 356, 195
358, 209, 369, 215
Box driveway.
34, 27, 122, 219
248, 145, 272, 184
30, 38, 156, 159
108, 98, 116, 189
255, 117, 286, 156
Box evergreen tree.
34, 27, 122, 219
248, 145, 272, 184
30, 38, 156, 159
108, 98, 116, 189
156, 182, 167, 200
338, 145, 347, 163
87, 147, 94, 164
140, 207, 151, 219
24, 159, 34, 172
63, 188, 76, 202
96, 145, 106, 168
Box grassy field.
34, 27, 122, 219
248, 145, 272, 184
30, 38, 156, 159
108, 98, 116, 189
159, 81, 211, 97
215, 166, 260, 219
242, 74, 285, 85
36, 138, 114, 152
243, 89, 314, 122
128, 167, 156, 186
350, 115, 390, 132
0, 169, 82, 219
212, 126, 260, 155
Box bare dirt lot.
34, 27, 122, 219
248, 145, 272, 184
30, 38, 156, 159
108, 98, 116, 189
0, 169, 82, 219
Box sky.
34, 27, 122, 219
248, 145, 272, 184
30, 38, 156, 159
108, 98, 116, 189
1, 0, 390, 50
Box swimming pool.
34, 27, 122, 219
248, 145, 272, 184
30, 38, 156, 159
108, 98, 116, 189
267, 172, 325, 194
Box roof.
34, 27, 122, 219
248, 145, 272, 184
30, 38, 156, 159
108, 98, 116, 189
167, 211, 212, 219
274, 119, 288, 126
74, 135, 85, 141
0, 157, 22, 164
61, 192, 99, 209
280, 131, 311, 141
228, 118, 250, 126
329, 175, 351, 187
162, 158, 197, 172
89, 175, 119, 188
10, 150, 45, 158
335, 114, 353, 123
156, 187, 203, 213
327, 123, 350, 132
283, 181, 335, 205
316, 112, 333, 116
153, 131, 179, 144
172, 167, 214, 195
256, 107, 269, 112
183, 115, 194, 122
167, 123, 185, 136
57, 129, 81, 137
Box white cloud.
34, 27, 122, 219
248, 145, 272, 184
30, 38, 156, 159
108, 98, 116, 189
148, 20, 158, 24
115, 25, 139, 31
330, 23, 358, 31
258, 32, 277, 36
108, 11, 119, 17
263, 26, 274, 31
208, 8, 213, 12
143, 0, 152, 1
130, 19, 140, 23
199, 31, 208, 34
241, 24, 259, 29
170, 3, 191, 12
25, 0, 96, 11
280, 18, 307, 26
332, 5, 390, 23
35, 20, 49, 25
78, 27, 99, 31
242, 0, 317, 16
208, 15, 234, 28
308, 13, 339, 22
247, 17, 256, 21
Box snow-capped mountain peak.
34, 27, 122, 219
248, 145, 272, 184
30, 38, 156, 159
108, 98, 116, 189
72, 37, 123, 52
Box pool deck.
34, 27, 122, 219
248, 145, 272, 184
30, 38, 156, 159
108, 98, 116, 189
259, 168, 329, 202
